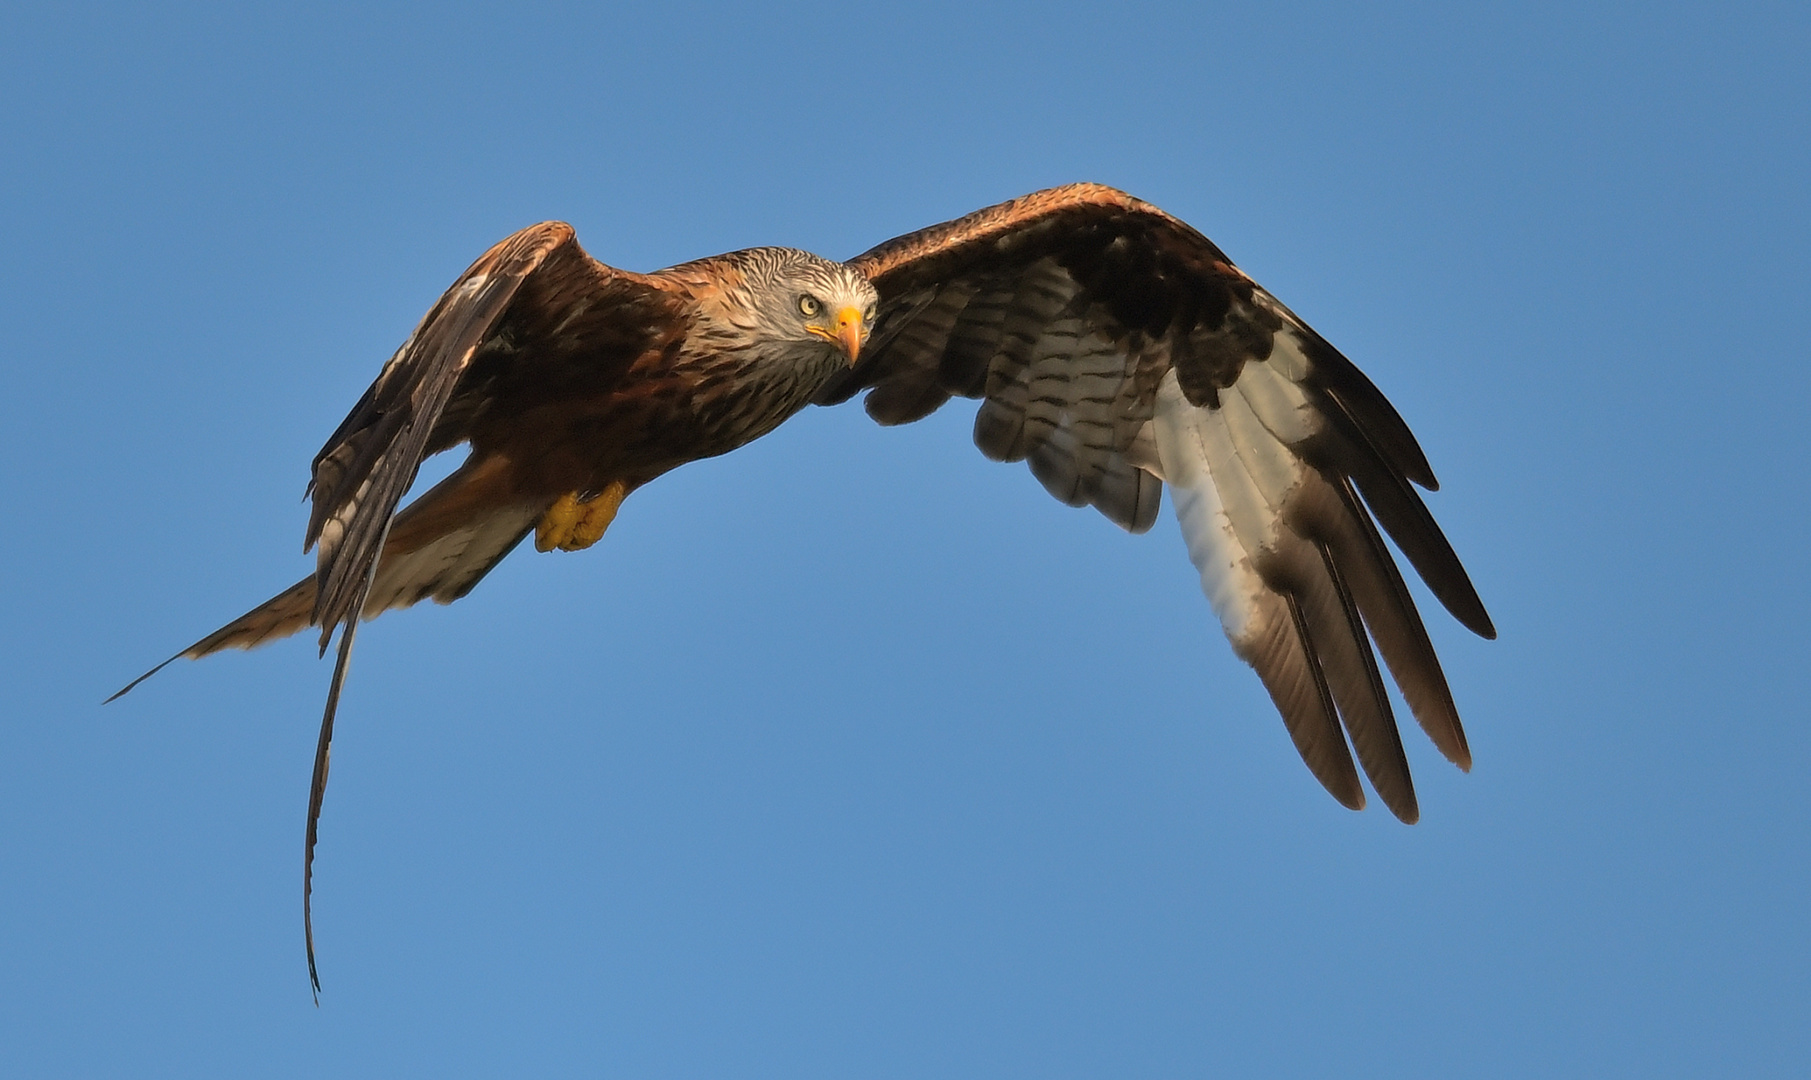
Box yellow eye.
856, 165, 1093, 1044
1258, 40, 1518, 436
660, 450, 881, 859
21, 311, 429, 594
798, 295, 821, 317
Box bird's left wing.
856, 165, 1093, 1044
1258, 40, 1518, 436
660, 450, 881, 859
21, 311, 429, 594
819, 184, 1494, 822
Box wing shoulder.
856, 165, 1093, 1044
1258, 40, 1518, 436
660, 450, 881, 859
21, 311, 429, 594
848, 183, 1223, 286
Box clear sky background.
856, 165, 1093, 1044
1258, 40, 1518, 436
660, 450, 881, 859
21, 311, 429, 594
2, 1, 1806, 1076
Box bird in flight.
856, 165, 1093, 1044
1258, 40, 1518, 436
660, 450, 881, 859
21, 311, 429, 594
113, 183, 1494, 995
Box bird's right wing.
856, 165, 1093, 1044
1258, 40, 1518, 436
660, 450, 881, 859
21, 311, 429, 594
289, 221, 671, 996
306, 222, 585, 646
115, 218, 681, 996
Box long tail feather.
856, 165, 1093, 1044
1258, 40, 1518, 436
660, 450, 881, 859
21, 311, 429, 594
305, 554, 378, 1002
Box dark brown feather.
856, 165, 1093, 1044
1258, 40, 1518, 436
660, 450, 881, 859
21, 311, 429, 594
1310, 419, 1496, 640
1317, 474, 1471, 768
1269, 297, 1440, 491
1239, 591, 1365, 811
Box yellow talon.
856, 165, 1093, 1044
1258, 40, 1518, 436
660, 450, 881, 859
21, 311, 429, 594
535, 493, 582, 552
535, 480, 627, 552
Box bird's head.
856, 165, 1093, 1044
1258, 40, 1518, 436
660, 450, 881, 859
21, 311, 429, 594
734, 248, 879, 366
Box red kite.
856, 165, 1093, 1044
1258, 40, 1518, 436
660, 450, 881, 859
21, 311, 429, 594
116, 184, 1494, 993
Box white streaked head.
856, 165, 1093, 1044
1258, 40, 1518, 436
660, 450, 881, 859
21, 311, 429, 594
728, 247, 879, 365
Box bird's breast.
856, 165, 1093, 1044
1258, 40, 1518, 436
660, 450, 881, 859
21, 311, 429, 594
470, 336, 837, 497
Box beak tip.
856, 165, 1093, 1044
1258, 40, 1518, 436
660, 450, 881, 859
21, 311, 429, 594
835, 307, 865, 366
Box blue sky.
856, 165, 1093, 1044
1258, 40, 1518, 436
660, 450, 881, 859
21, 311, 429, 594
2, 1, 1806, 1076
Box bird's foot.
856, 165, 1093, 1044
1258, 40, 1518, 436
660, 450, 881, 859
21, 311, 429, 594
535, 481, 627, 552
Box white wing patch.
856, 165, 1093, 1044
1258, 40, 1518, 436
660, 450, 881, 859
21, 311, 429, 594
1153, 341, 1324, 643
1154, 372, 1263, 639
1230, 330, 1316, 442
313, 474, 373, 575
1255, 310, 1312, 380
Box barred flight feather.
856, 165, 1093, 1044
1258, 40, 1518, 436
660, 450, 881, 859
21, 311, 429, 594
864, 282, 972, 424
938, 283, 1015, 396
974, 261, 1081, 461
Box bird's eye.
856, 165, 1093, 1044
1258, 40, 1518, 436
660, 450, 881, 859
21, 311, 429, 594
798, 295, 821, 317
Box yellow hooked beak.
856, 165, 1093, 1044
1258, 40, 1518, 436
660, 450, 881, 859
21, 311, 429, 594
833, 306, 865, 365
